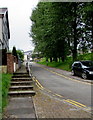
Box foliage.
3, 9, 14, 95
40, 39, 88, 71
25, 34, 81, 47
38, 53, 92, 71
30, 2, 93, 62
12, 46, 18, 58
12, 47, 24, 61
16, 50, 24, 61
1, 74, 12, 111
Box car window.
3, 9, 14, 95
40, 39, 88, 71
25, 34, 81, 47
81, 61, 93, 67
74, 63, 81, 67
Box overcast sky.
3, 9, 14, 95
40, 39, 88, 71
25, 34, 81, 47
0, 0, 39, 52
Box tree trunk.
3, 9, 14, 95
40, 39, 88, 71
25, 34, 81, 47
59, 57, 61, 62
91, 11, 93, 60
53, 57, 57, 62
73, 3, 77, 61
61, 56, 65, 62
50, 57, 52, 62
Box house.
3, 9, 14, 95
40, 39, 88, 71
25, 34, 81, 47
24, 50, 33, 61
0, 8, 10, 51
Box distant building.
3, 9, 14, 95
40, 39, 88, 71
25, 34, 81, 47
24, 50, 33, 61
0, 8, 10, 51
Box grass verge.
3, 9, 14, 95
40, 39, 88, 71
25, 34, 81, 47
1, 74, 12, 111
38, 53, 92, 71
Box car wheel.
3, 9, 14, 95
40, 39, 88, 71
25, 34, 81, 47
82, 73, 87, 79
71, 70, 75, 76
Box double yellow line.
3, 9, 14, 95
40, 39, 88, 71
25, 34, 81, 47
35, 79, 44, 90
64, 99, 91, 111
33, 65, 91, 111
38, 65, 91, 86
64, 99, 86, 108
34, 78, 90, 111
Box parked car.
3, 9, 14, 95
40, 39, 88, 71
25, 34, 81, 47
72, 60, 93, 79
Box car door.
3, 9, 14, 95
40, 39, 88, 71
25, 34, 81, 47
73, 63, 79, 75
77, 63, 82, 76
73, 63, 82, 75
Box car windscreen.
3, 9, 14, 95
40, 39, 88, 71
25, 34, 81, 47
81, 61, 93, 67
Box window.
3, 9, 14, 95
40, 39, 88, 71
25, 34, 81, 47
74, 63, 81, 67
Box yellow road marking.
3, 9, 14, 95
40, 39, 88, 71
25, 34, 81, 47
35, 78, 90, 111
36, 83, 43, 90
54, 93, 63, 98
38, 65, 91, 85
35, 79, 44, 89
66, 99, 86, 107
46, 89, 52, 93
64, 100, 85, 108
34, 66, 90, 110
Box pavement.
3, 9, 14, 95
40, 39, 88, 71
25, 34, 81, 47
33, 86, 92, 119
2, 65, 36, 119
2, 63, 93, 119
3, 97, 36, 119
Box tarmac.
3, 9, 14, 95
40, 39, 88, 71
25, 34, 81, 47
2, 63, 93, 119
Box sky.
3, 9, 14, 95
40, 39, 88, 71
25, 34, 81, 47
0, 0, 39, 52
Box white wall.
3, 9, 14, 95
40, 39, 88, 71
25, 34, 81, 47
24, 54, 27, 61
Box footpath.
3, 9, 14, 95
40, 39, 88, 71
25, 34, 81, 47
3, 64, 93, 119
3, 65, 36, 119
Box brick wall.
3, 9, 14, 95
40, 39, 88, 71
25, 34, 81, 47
7, 52, 14, 73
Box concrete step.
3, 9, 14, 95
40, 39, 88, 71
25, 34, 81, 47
12, 76, 30, 78
8, 90, 36, 97
11, 81, 33, 86
9, 85, 33, 91
13, 72, 28, 75
12, 78, 32, 81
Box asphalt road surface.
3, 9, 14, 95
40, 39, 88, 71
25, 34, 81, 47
31, 62, 91, 108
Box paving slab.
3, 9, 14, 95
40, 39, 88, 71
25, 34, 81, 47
33, 86, 92, 119
3, 97, 36, 119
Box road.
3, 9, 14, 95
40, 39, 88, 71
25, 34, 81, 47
31, 62, 91, 108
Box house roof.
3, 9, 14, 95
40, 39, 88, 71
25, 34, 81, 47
0, 8, 10, 39
0, 8, 7, 14
0, 8, 8, 18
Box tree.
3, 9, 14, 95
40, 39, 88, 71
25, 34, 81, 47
83, 3, 93, 60
30, 2, 70, 62
12, 46, 18, 58
30, 2, 92, 62
16, 50, 24, 61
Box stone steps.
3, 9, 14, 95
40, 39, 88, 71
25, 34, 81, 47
12, 76, 30, 78
13, 72, 28, 75
11, 78, 32, 81
8, 91, 35, 97
11, 81, 33, 86
9, 72, 35, 97
9, 85, 33, 91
